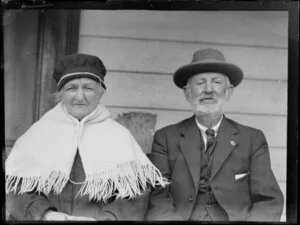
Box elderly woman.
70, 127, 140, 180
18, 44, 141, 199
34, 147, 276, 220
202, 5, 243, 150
6, 53, 168, 221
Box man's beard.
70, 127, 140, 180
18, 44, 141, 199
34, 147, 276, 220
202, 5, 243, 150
189, 95, 227, 117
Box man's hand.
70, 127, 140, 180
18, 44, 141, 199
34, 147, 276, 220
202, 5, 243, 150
43, 210, 96, 221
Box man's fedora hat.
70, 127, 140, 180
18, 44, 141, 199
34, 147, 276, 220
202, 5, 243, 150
173, 48, 244, 88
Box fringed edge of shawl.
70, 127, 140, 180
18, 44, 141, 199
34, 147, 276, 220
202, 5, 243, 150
77, 160, 169, 203
6, 170, 69, 195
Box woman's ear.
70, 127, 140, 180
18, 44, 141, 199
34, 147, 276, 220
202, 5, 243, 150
98, 85, 106, 100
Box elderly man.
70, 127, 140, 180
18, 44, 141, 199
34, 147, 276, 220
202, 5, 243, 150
6, 53, 167, 221
146, 48, 284, 221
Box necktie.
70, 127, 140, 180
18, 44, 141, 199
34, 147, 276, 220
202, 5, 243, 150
205, 128, 215, 157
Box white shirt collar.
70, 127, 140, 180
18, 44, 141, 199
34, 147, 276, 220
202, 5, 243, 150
195, 115, 223, 147
195, 115, 223, 133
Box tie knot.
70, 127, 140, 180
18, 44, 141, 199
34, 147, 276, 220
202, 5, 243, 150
205, 128, 215, 137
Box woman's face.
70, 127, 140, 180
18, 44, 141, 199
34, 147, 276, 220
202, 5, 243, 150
60, 78, 105, 120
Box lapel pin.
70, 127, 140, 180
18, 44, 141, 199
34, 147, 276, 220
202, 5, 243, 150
230, 140, 236, 146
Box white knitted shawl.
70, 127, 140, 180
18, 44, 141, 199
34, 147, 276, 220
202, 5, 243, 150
6, 102, 168, 202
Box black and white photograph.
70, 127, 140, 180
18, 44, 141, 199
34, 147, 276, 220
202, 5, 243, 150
2, 1, 298, 222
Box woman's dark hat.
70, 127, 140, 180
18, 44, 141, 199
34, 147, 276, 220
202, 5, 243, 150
173, 48, 243, 88
53, 53, 107, 90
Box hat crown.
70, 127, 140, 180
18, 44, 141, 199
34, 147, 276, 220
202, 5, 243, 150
70, 53, 102, 68
191, 48, 226, 63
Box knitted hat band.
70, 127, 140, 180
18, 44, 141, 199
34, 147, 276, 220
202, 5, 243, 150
57, 72, 104, 89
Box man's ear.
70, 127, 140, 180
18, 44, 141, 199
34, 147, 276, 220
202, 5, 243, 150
183, 86, 191, 103
226, 85, 234, 101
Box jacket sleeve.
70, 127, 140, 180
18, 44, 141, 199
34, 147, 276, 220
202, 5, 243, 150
6, 190, 57, 220
247, 130, 284, 221
145, 129, 183, 221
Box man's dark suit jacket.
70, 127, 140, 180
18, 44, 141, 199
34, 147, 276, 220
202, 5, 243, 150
146, 115, 284, 221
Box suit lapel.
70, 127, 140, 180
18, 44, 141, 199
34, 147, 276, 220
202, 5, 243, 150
211, 117, 239, 179
179, 116, 202, 190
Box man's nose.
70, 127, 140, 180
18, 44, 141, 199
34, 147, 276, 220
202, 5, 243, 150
204, 82, 213, 93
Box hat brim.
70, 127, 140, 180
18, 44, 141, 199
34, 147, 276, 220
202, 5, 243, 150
173, 61, 243, 88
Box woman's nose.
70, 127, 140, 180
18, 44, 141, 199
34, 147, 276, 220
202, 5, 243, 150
74, 89, 84, 100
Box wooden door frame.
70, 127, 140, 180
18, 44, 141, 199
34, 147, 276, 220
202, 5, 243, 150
33, 9, 81, 120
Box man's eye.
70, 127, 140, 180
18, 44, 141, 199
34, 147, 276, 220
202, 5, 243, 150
196, 82, 204, 85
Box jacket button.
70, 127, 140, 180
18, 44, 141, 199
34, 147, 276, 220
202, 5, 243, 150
188, 196, 194, 202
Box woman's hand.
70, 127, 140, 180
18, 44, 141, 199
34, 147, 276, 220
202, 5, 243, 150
43, 210, 96, 221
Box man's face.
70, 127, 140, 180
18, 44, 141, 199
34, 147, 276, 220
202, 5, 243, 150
60, 78, 105, 120
184, 72, 234, 116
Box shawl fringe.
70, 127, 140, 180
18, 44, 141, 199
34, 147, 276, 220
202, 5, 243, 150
6, 171, 69, 195
6, 161, 169, 202
77, 160, 169, 202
